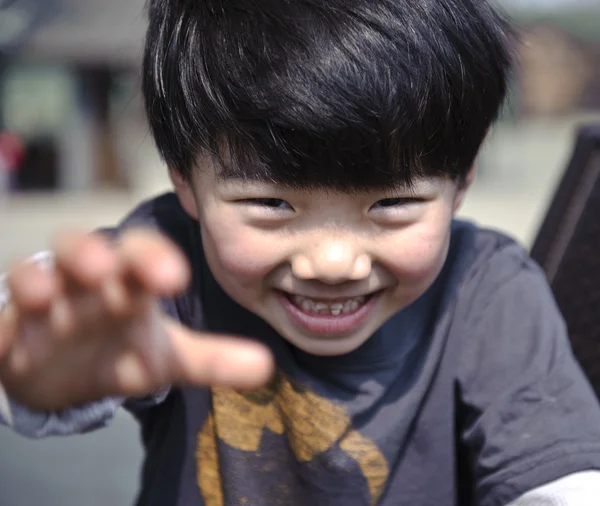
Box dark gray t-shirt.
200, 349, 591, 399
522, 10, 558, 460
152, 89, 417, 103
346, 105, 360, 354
9, 193, 600, 506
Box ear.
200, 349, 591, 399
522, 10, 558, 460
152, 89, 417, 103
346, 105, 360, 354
452, 164, 476, 213
170, 169, 199, 220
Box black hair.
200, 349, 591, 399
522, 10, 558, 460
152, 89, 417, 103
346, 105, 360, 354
143, 0, 514, 191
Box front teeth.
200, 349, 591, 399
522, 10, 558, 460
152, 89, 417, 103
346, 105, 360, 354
292, 295, 367, 316
330, 303, 344, 316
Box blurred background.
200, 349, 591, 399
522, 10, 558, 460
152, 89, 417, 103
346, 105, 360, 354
0, 0, 599, 504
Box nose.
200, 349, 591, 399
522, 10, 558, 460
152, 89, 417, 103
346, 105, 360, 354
291, 238, 372, 284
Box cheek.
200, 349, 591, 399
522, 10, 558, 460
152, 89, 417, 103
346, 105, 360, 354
386, 219, 452, 284
202, 222, 283, 283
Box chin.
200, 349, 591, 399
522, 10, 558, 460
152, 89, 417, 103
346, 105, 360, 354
279, 328, 370, 357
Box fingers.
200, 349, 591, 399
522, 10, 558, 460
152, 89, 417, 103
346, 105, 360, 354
2, 229, 191, 362
53, 228, 190, 295
1, 262, 54, 370
119, 230, 191, 296
49, 232, 117, 338
53, 231, 117, 290
49, 229, 189, 321
167, 321, 275, 390
2, 261, 54, 360
99, 322, 275, 400
6, 261, 55, 313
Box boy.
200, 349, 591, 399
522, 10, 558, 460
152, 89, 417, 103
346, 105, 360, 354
1, 0, 600, 505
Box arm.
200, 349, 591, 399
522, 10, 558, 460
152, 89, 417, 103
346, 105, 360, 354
456, 254, 600, 506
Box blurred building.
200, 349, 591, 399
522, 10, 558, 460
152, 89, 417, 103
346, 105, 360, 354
1, 0, 600, 196
518, 25, 600, 117
0, 0, 155, 194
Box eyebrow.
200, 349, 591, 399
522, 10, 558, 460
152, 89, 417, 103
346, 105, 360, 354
213, 158, 271, 182
212, 158, 430, 193
215, 170, 283, 189
214, 160, 306, 189
216, 169, 264, 183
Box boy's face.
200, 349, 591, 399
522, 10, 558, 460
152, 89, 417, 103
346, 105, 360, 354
175, 155, 470, 357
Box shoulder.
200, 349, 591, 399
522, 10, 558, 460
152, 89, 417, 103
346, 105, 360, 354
101, 192, 201, 264
446, 220, 548, 323
449, 222, 600, 506
444, 221, 568, 385
110, 192, 194, 239
449, 220, 535, 291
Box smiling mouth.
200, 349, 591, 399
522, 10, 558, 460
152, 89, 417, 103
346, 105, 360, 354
277, 290, 382, 336
286, 293, 372, 317
281, 289, 383, 317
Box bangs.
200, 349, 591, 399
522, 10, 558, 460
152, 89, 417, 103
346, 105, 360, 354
144, 0, 514, 190
210, 125, 437, 193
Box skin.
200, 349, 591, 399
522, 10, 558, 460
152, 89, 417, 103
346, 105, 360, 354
173, 154, 472, 356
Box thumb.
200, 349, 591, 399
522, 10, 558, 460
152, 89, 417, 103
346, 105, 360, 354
164, 320, 275, 390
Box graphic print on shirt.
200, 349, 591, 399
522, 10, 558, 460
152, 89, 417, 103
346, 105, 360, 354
196, 372, 389, 506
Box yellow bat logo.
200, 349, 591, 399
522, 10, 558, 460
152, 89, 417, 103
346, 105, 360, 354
197, 372, 389, 505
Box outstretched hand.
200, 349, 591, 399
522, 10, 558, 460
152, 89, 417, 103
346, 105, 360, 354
0, 230, 274, 412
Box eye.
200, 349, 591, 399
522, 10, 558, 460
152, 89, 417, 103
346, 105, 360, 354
371, 197, 423, 209
240, 198, 294, 213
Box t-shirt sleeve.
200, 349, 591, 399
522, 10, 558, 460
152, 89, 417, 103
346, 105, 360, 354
456, 254, 600, 506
